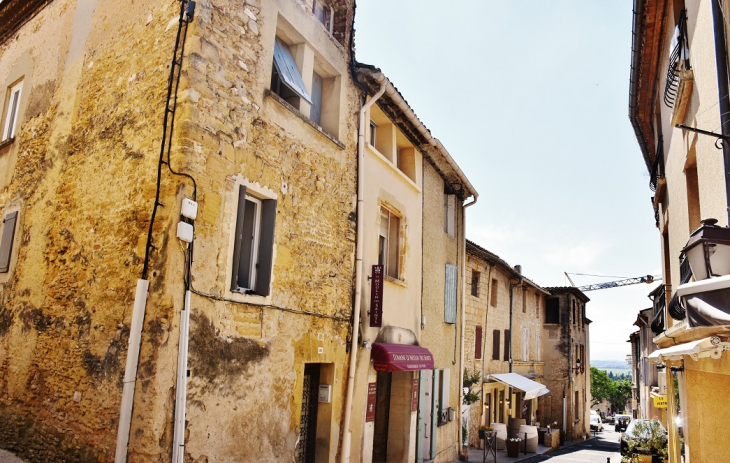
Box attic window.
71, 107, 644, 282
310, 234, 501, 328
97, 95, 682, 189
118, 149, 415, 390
271, 38, 312, 107
664, 9, 690, 108
313, 0, 333, 33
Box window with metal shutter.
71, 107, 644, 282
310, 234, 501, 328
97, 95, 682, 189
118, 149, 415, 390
475, 326, 482, 359
444, 264, 457, 324
492, 330, 500, 360
0, 211, 17, 273
503, 329, 510, 362
272, 38, 312, 103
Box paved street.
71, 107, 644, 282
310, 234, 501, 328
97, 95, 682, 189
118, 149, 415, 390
520, 429, 622, 463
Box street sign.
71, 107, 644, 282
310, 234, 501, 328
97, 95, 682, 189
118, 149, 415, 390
653, 395, 668, 409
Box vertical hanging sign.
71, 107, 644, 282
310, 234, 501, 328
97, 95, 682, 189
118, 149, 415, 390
370, 264, 384, 327
412, 377, 420, 412
366, 382, 377, 422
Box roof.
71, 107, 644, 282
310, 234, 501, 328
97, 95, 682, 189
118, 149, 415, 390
543, 286, 590, 303
466, 240, 550, 295
354, 64, 477, 201
0, 0, 53, 44
628, 0, 668, 171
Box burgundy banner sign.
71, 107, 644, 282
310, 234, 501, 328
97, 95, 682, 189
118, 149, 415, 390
366, 382, 377, 422
371, 343, 435, 372
370, 264, 384, 327
412, 377, 419, 412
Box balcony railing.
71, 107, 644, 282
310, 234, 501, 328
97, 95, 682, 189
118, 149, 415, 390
650, 285, 666, 334
649, 137, 664, 192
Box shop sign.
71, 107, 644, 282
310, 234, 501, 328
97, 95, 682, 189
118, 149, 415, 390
366, 382, 377, 422
653, 395, 667, 409
370, 265, 384, 327
412, 377, 419, 411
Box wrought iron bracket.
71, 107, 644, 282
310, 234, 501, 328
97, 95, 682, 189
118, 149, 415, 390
675, 124, 730, 149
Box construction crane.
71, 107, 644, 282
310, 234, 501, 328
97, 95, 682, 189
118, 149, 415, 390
564, 272, 662, 292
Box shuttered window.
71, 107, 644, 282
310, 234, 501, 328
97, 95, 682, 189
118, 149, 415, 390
440, 369, 450, 410
444, 264, 457, 324
475, 326, 483, 359
492, 330, 500, 360
2, 80, 22, 141
231, 185, 277, 296
271, 38, 312, 104
545, 298, 560, 324
536, 329, 541, 361
522, 327, 529, 361
0, 211, 17, 273
503, 329, 510, 361
310, 71, 323, 125
490, 278, 498, 307
471, 270, 480, 297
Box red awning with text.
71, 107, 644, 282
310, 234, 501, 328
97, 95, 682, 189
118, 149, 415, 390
371, 343, 435, 372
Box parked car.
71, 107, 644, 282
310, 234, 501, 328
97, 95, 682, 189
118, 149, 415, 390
604, 414, 615, 425
619, 419, 667, 456
614, 414, 632, 432
590, 415, 604, 432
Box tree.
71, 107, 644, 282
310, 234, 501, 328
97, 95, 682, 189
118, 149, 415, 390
609, 378, 633, 411
463, 369, 481, 405
590, 367, 613, 406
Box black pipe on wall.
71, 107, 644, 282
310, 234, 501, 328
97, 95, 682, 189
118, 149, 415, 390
712, 0, 730, 225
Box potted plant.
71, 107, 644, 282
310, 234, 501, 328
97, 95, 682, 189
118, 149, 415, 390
478, 425, 494, 440
506, 435, 521, 458
625, 419, 667, 463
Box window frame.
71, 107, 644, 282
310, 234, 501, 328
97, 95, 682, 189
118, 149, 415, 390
490, 278, 498, 307
369, 120, 377, 146
471, 270, 480, 297
545, 298, 560, 324
378, 206, 400, 280
492, 330, 500, 361
2, 80, 23, 141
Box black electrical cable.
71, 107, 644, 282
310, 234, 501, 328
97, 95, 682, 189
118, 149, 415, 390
142, 0, 197, 281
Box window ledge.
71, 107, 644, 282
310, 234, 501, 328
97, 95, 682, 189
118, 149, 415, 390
0, 137, 15, 151
384, 275, 406, 287
265, 89, 345, 149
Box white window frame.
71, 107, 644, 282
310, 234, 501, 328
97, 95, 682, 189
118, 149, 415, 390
378, 206, 400, 279
369, 120, 377, 146
241, 195, 262, 291
3, 80, 23, 141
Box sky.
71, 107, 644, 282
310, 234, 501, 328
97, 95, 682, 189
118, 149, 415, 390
355, 1, 661, 361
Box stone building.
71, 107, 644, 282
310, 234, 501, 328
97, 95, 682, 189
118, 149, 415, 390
341, 66, 477, 463
0, 0, 362, 461
629, 1, 730, 461
630, 307, 666, 425
463, 240, 550, 447
540, 287, 590, 442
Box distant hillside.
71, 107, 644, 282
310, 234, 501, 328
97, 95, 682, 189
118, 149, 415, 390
591, 360, 630, 370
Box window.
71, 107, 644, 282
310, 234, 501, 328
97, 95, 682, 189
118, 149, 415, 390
271, 37, 312, 108
522, 327, 529, 361
503, 329, 510, 362
490, 278, 498, 307
444, 194, 455, 238
231, 186, 277, 296
522, 288, 526, 313
312, 0, 332, 33
664, 8, 690, 108
444, 264, 457, 324
378, 206, 400, 279
2, 80, 22, 141
471, 270, 480, 297
535, 294, 540, 319
574, 391, 580, 421
545, 298, 559, 324
535, 329, 541, 361
0, 211, 17, 273
492, 330, 500, 360
369, 120, 377, 146
310, 71, 323, 125
475, 326, 482, 359
572, 300, 576, 324
437, 368, 451, 426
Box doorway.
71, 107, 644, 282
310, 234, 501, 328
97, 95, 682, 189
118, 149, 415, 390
373, 371, 392, 463
296, 364, 320, 463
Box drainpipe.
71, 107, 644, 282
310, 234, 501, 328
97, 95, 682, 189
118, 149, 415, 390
114, 279, 149, 462
508, 266, 523, 373
712, 0, 730, 226
340, 81, 386, 463
458, 196, 477, 457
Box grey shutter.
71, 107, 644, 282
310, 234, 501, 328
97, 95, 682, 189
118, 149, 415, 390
230, 186, 247, 291
444, 264, 457, 324
273, 38, 312, 104
254, 198, 277, 296
310, 72, 323, 125
0, 211, 17, 273
430, 369, 439, 457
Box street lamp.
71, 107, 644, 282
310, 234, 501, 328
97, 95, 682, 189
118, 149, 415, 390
573, 358, 582, 374
681, 218, 730, 280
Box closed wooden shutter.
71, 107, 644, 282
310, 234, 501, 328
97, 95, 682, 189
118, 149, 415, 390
504, 329, 510, 361
490, 278, 498, 307
0, 211, 17, 273
475, 326, 482, 359
444, 264, 457, 324
254, 198, 277, 296
492, 330, 500, 360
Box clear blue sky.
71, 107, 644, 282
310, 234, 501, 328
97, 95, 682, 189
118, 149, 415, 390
355, 1, 661, 361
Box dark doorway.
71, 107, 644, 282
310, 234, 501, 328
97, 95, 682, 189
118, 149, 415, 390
296, 364, 320, 463
373, 371, 392, 463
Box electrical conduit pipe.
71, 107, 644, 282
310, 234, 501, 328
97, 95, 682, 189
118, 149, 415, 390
115, 279, 150, 462
172, 289, 192, 463
340, 81, 386, 463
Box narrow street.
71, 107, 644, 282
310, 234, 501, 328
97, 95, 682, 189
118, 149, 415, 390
520, 430, 622, 463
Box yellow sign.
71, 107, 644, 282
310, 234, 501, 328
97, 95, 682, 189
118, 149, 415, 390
653, 395, 668, 409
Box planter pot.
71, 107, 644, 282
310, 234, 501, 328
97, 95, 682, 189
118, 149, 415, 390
479, 430, 486, 439
634, 454, 652, 463
506, 440, 520, 458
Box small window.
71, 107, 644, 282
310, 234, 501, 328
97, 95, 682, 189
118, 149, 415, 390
490, 278, 498, 307
492, 330, 500, 360
444, 194, 455, 238
545, 298, 559, 324
471, 270, 480, 297
2, 80, 23, 141
0, 211, 18, 273
535, 294, 540, 319
378, 206, 400, 279
271, 38, 312, 107
313, 0, 333, 33
369, 120, 377, 146
503, 329, 510, 362
475, 326, 483, 359
522, 288, 526, 313
572, 300, 576, 325
310, 71, 323, 125
231, 186, 277, 296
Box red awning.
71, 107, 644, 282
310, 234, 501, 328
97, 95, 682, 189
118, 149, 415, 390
371, 343, 435, 372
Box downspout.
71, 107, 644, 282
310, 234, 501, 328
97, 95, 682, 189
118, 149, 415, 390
480, 263, 493, 426
508, 266, 523, 373
711, 0, 730, 225
458, 196, 478, 457
340, 81, 386, 463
